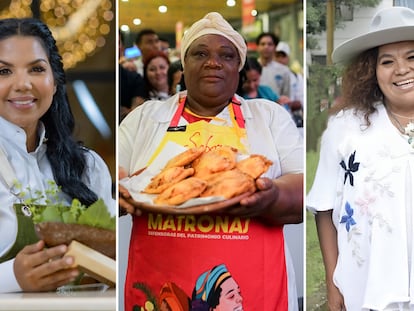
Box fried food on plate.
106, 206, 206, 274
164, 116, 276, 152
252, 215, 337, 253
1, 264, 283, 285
164, 146, 205, 169
154, 177, 208, 206
193, 146, 238, 178
143, 166, 195, 194
236, 154, 273, 179
200, 169, 256, 199
140, 147, 273, 207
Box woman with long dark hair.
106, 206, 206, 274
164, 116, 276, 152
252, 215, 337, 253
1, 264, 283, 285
0, 18, 114, 292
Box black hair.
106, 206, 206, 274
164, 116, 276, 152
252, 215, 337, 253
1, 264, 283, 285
255, 32, 279, 46
135, 28, 158, 46
167, 60, 185, 94
236, 57, 263, 96
167, 60, 182, 86
0, 18, 98, 206
244, 57, 262, 74
119, 29, 125, 45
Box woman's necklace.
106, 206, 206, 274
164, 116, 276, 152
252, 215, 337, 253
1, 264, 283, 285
386, 106, 414, 146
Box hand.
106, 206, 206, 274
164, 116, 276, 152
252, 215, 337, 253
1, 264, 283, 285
326, 282, 346, 311
120, 58, 137, 71
227, 173, 303, 225
277, 96, 291, 105
227, 178, 278, 218
119, 166, 142, 216
14, 240, 79, 292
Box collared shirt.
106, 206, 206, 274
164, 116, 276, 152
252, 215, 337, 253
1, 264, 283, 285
119, 92, 303, 177
259, 59, 292, 98
0, 117, 115, 293
307, 104, 414, 310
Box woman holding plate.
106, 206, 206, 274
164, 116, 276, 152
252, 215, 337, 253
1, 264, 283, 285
119, 12, 303, 311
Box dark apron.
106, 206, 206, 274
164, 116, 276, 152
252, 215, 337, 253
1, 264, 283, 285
0, 204, 38, 263
0, 147, 38, 263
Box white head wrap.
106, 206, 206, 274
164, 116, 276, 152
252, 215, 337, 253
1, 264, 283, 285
180, 12, 247, 72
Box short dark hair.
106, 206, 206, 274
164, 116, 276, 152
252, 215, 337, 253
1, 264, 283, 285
167, 60, 183, 90
256, 32, 279, 46
244, 57, 262, 74
119, 29, 125, 45
135, 28, 158, 46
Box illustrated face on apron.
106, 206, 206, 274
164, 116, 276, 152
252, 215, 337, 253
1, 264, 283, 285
124, 95, 288, 311
147, 95, 249, 165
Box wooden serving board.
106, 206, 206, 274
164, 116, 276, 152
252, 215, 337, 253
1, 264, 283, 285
64, 240, 116, 287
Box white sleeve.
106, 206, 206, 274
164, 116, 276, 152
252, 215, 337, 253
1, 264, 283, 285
118, 110, 139, 173
84, 150, 115, 216
306, 116, 344, 214
0, 259, 22, 293
272, 105, 303, 175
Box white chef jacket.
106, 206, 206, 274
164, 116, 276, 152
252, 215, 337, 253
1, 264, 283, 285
0, 116, 115, 293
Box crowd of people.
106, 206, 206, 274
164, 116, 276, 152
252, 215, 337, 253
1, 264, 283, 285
119, 21, 304, 126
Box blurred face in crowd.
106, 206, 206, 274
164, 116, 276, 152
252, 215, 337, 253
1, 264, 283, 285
184, 34, 240, 111
376, 41, 414, 110
242, 68, 261, 95
275, 52, 289, 66
160, 40, 170, 55
0, 36, 55, 136
146, 56, 169, 91
138, 33, 160, 57
170, 70, 182, 94
257, 35, 276, 61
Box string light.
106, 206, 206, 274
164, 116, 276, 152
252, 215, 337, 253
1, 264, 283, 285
0, 0, 113, 69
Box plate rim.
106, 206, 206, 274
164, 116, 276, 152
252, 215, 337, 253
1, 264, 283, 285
126, 191, 254, 215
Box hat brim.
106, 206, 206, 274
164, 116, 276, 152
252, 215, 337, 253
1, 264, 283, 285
332, 26, 414, 64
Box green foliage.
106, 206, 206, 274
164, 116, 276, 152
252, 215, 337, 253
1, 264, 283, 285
307, 0, 381, 49
306, 63, 342, 151
307, 0, 381, 35
77, 199, 115, 231
306, 0, 327, 36
13, 180, 115, 231
306, 150, 327, 310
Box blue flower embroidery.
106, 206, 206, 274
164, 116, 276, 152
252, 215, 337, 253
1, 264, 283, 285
340, 151, 360, 186
340, 202, 356, 232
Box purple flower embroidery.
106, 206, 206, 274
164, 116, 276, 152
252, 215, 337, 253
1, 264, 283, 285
340, 202, 356, 232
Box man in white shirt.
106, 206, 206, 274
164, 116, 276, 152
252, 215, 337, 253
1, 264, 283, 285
256, 32, 291, 99
133, 29, 161, 75
275, 41, 304, 109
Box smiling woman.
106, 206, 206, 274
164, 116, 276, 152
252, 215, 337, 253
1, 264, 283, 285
307, 6, 414, 311
0, 36, 55, 147
0, 18, 115, 294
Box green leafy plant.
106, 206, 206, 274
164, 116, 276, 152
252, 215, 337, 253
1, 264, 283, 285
13, 180, 115, 231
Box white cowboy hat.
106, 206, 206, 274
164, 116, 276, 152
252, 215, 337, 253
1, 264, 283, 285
332, 6, 414, 64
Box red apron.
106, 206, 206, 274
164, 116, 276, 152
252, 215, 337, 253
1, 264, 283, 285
124, 96, 288, 311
